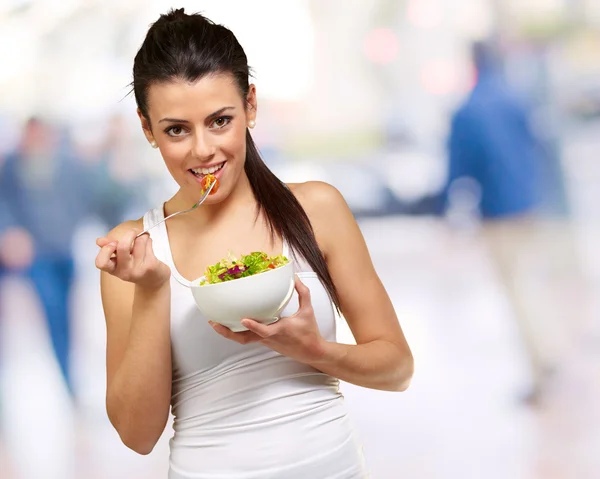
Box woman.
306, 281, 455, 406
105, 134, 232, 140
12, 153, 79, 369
95, 8, 413, 479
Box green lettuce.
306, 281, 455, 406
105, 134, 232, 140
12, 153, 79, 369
199, 251, 289, 285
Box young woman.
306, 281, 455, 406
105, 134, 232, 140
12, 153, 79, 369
95, 8, 413, 479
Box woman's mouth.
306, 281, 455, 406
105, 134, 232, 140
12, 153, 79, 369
189, 161, 225, 179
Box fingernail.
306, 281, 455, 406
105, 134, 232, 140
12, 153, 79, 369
109, 242, 117, 246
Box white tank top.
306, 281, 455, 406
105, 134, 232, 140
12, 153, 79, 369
143, 206, 369, 479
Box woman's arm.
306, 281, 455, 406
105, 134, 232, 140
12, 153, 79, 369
97, 221, 173, 454
296, 182, 414, 392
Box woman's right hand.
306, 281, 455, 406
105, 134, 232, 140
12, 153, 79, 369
95, 229, 171, 289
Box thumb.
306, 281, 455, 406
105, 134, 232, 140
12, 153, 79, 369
96, 237, 114, 248
241, 318, 273, 338
294, 275, 312, 311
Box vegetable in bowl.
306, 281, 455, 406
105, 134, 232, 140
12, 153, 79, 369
200, 251, 289, 285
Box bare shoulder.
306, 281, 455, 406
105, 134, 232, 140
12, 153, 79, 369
106, 218, 144, 241
287, 181, 355, 256
287, 181, 350, 220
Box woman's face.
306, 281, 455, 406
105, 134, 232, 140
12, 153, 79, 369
139, 73, 257, 205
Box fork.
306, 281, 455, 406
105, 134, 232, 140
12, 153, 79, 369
136, 179, 216, 238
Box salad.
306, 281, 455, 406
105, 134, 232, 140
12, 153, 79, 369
201, 173, 219, 195
200, 251, 289, 285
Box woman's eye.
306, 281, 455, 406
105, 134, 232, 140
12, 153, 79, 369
166, 126, 185, 137
212, 116, 231, 129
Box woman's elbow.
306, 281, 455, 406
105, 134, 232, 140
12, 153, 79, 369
118, 429, 159, 455
393, 351, 414, 392
107, 407, 162, 455
395, 377, 412, 392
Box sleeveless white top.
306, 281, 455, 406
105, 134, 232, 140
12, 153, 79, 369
143, 207, 369, 479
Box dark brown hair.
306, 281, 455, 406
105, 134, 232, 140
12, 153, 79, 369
132, 8, 340, 310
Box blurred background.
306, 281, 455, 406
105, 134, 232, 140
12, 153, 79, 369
1, 0, 600, 478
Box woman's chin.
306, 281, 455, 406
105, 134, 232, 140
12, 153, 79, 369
201, 193, 223, 205
198, 187, 228, 205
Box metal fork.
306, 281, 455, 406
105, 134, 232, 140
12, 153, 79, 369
136, 179, 216, 238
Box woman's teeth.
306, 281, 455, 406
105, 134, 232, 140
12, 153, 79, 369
191, 163, 224, 176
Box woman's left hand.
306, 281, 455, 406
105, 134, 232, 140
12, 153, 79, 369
209, 276, 328, 365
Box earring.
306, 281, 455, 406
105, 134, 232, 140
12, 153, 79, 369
150, 140, 158, 148
248, 120, 256, 129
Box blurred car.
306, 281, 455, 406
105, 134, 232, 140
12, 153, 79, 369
268, 145, 446, 218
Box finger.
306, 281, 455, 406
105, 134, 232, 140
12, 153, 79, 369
240, 319, 274, 338
209, 321, 261, 344
95, 242, 118, 272
144, 235, 156, 262
132, 233, 148, 265
294, 275, 312, 311
116, 229, 137, 264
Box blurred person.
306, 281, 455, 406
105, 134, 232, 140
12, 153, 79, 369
94, 8, 413, 478
82, 113, 150, 228
0, 117, 92, 396
446, 42, 566, 403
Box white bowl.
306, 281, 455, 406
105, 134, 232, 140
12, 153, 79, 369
190, 261, 295, 332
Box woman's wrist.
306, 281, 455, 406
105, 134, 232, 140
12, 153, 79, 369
135, 280, 171, 298
308, 340, 346, 368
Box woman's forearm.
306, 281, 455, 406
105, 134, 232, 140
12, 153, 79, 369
107, 283, 172, 454
309, 339, 413, 392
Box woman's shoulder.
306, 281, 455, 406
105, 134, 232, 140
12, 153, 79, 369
286, 181, 348, 217
286, 181, 355, 252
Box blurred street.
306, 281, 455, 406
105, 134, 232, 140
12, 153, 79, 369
2, 1, 600, 478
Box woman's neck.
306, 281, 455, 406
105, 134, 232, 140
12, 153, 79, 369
166, 171, 257, 229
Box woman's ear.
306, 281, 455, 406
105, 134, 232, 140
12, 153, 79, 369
137, 108, 157, 147
246, 84, 258, 125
